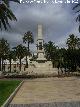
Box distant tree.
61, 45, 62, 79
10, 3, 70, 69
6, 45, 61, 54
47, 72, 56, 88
66, 35, 80, 73
0, 38, 9, 71
64, 49, 78, 73
14, 44, 28, 71
66, 34, 79, 49
44, 41, 58, 67
23, 31, 34, 52
44, 41, 56, 60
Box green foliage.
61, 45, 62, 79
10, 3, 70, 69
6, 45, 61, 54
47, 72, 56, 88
0, 38, 10, 71
23, 31, 34, 52
0, 38, 10, 55
0, 0, 19, 30
7, 50, 16, 61
0, 80, 21, 106
44, 34, 80, 75
14, 44, 26, 59
0, 33, 80, 76
59, 34, 80, 73
44, 41, 57, 60
22, 31, 34, 68
66, 34, 80, 49
13, 44, 28, 70
44, 41, 59, 67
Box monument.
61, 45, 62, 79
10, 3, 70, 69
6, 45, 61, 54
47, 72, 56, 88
26, 24, 58, 75
36, 24, 46, 61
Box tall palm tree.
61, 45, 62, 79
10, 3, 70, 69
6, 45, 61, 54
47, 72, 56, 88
23, 46, 30, 68
0, 38, 9, 71
23, 31, 34, 52
0, 0, 19, 30
14, 44, 27, 71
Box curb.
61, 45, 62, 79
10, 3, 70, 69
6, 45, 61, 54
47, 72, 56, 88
1, 81, 24, 107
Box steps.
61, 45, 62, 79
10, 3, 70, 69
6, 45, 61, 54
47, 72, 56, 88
9, 102, 80, 107
25, 68, 58, 75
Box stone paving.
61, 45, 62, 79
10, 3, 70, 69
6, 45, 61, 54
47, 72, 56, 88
10, 77, 80, 105
9, 102, 80, 107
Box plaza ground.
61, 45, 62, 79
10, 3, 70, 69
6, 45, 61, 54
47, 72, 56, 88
10, 77, 80, 105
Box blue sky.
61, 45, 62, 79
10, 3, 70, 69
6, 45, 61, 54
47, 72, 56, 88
0, 0, 80, 52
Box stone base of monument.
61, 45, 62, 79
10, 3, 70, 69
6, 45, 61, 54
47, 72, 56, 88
24, 63, 58, 76
25, 60, 58, 76
26, 68, 58, 76
29, 60, 52, 68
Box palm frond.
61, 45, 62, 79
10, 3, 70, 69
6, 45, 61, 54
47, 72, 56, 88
2, 0, 20, 7
73, 3, 80, 10
9, 0, 20, 3
0, 0, 19, 30
0, 3, 17, 30
76, 10, 80, 13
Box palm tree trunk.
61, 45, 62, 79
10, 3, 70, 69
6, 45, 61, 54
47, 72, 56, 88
2, 58, 3, 71
3, 62, 5, 71
28, 41, 29, 52
26, 55, 28, 68
19, 58, 21, 71
10, 59, 11, 72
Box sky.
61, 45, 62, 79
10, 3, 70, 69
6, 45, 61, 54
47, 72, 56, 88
0, 0, 80, 52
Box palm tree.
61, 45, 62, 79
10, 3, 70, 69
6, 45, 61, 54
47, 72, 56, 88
66, 35, 80, 74
44, 41, 56, 60
0, 0, 19, 30
66, 34, 79, 50
23, 31, 34, 52
14, 44, 27, 71
0, 38, 9, 71
23, 47, 30, 68
44, 41, 58, 68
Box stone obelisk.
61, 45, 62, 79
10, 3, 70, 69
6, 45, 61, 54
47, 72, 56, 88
37, 24, 46, 61
37, 24, 43, 39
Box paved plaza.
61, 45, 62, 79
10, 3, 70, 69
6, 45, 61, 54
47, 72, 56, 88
10, 77, 80, 105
